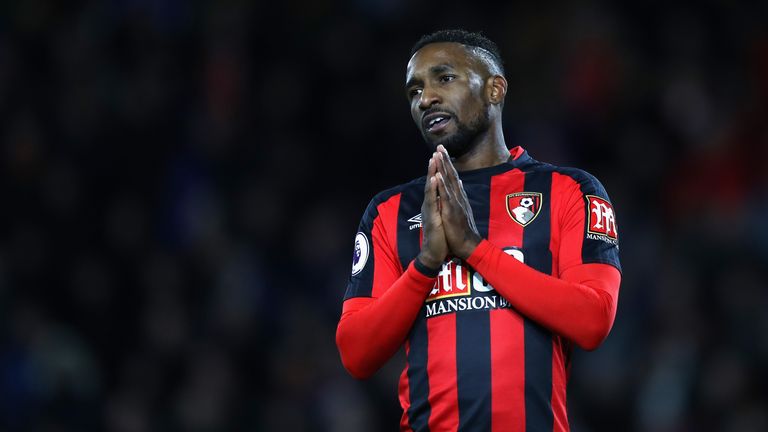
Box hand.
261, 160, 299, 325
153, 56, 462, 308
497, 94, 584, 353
417, 155, 449, 270
433, 145, 482, 260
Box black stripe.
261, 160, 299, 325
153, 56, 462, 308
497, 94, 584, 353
456, 311, 492, 431
456, 181, 492, 432
406, 315, 431, 432
399, 184, 431, 431
522, 170, 554, 432
466, 181, 491, 241
398, 183, 426, 270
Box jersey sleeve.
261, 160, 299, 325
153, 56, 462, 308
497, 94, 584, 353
343, 193, 403, 300
557, 170, 621, 275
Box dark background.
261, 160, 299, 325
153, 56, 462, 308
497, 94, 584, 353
2, 0, 768, 431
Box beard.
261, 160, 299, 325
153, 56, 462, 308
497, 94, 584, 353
422, 104, 491, 158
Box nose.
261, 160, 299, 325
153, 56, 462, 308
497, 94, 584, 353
418, 86, 441, 111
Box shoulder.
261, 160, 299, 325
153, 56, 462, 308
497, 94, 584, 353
554, 167, 608, 194
529, 161, 611, 198
369, 176, 425, 207
361, 176, 426, 218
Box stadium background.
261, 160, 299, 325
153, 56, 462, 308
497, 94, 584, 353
2, 0, 768, 430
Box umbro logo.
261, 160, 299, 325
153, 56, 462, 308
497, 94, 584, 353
408, 213, 422, 230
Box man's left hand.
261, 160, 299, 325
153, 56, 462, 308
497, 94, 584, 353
433, 145, 482, 260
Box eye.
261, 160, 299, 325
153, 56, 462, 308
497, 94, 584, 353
409, 88, 423, 98
439, 75, 456, 83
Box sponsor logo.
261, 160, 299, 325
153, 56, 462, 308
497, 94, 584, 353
586, 195, 618, 245
425, 248, 524, 318
351, 232, 369, 275
427, 260, 472, 301
426, 295, 513, 318
408, 213, 422, 231
506, 192, 543, 226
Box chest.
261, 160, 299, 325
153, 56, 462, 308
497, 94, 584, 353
393, 175, 559, 276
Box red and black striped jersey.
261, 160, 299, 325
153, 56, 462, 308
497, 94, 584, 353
343, 147, 621, 431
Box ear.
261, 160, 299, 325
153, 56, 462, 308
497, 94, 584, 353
486, 75, 507, 106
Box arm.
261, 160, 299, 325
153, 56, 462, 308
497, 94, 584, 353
433, 145, 621, 350
467, 240, 620, 350
336, 261, 437, 379
337, 155, 448, 379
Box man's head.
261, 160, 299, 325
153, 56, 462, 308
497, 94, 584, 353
405, 29, 507, 157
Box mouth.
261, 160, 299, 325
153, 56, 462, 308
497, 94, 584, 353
422, 112, 453, 134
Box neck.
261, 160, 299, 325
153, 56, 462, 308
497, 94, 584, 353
452, 122, 508, 171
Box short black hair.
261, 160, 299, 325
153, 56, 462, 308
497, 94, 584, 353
410, 29, 505, 76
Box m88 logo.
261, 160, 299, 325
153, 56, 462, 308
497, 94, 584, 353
586, 195, 618, 241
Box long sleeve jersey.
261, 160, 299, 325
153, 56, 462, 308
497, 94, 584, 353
337, 147, 621, 432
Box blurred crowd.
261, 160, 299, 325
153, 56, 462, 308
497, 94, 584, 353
1, 0, 767, 431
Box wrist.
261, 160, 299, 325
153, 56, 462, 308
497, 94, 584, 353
413, 256, 441, 278
416, 252, 443, 271
456, 234, 482, 260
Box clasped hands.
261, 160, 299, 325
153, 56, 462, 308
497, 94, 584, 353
417, 145, 482, 270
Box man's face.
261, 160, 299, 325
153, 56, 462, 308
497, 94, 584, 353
405, 42, 491, 157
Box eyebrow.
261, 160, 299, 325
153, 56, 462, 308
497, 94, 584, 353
429, 64, 455, 74
405, 63, 456, 89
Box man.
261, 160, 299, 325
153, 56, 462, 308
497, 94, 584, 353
336, 29, 621, 431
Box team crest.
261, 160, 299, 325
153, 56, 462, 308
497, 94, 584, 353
506, 192, 543, 226
586, 195, 618, 242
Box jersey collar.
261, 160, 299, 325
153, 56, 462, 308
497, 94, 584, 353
456, 146, 534, 181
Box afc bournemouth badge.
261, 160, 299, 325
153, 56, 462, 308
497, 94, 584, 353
586, 195, 618, 243
506, 192, 543, 226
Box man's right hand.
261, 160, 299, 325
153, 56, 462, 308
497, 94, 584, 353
417, 153, 449, 270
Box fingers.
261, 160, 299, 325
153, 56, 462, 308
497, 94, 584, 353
424, 153, 448, 218
436, 145, 463, 193
424, 156, 436, 193
428, 154, 438, 179
458, 178, 471, 204
425, 153, 443, 204
435, 147, 473, 213
433, 153, 456, 201
424, 173, 434, 204
432, 176, 442, 213
435, 172, 452, 202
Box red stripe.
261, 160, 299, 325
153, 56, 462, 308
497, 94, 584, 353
551, 336, 569, 432
488, 169, 526, 431
551, 172, 585, 274
426, 314, 459, 431
550, 173, 572, 431
372, 193, 403, 297
489, 309, 526, 431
